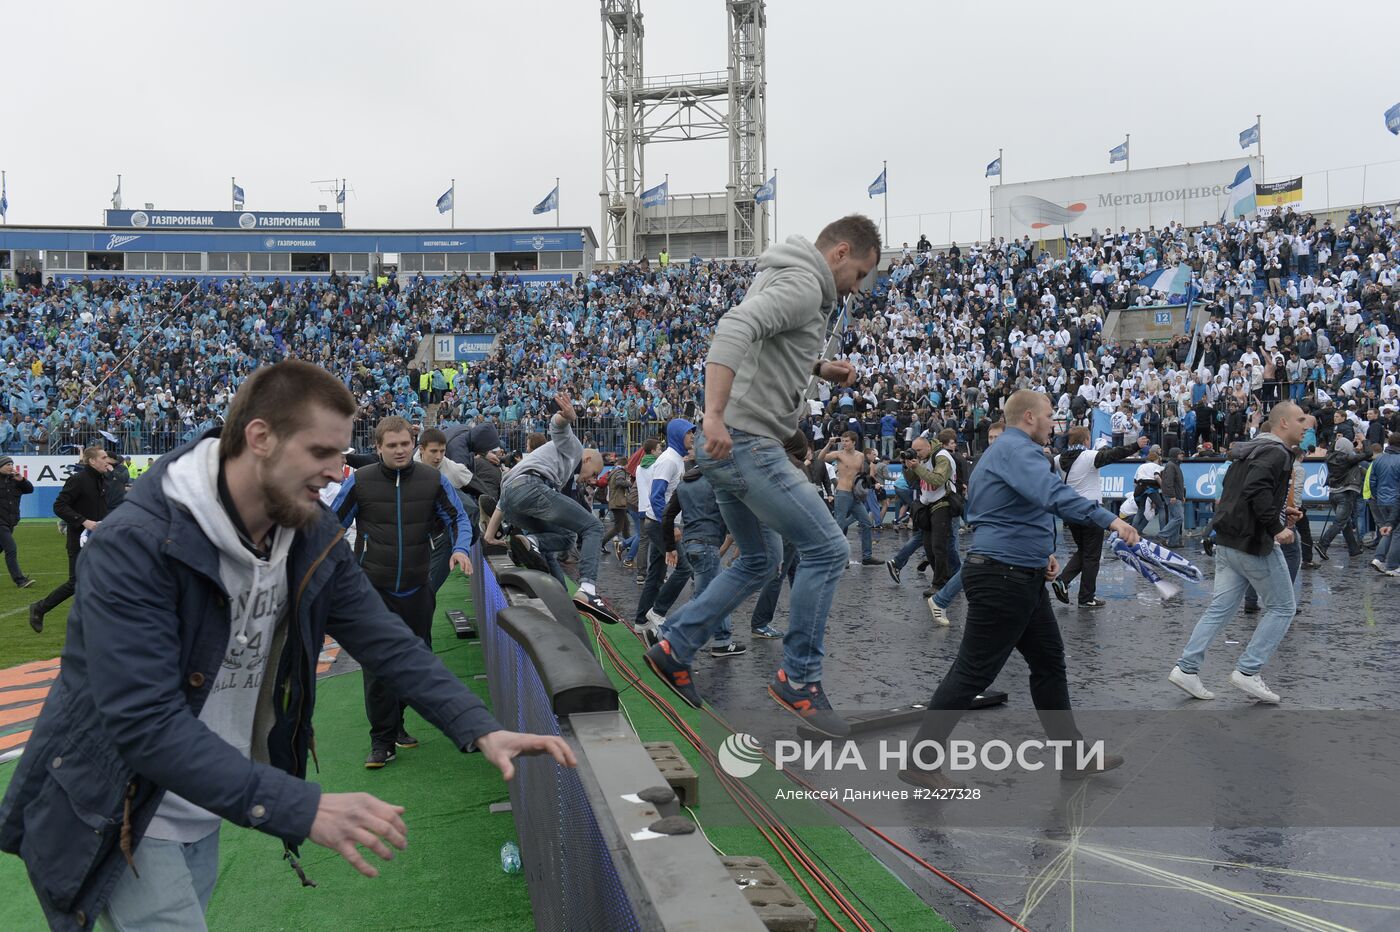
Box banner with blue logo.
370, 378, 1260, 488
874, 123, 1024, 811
1098, 460, 1331, 503
104, 209, 344, 230
433, 333, 496, 362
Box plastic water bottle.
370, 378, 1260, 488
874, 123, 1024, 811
500, 841, 522, 874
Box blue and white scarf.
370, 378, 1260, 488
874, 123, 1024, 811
1110, 537, 1203, 599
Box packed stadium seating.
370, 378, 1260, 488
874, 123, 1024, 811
1, 204, 1398, 457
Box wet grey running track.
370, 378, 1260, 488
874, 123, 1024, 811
596, 523, 1400, 932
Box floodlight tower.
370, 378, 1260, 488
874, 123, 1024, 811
600, 0, 768, 262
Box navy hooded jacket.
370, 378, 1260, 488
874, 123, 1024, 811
0, 432, 501, 931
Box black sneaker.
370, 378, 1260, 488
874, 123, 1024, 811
509, 534, 552, 575
885, 559, 901, 584
15, 577, 34, 589
1242, 603, 1260, 614
28, 602, 44, 634
641, 625, 660, 649
1078, 597, 1107, 608
1202, 538, 1215, 556
364, 747, 397, 769
573, 591, 622, 624
395, 730, 419, 749
767, 670, 849, 738
644, 640, 703, 709
710, 643, 747, 658
1315, 542, 1330, 562
917, 560, 929, 573
860, 557, 882, 567
1051, 579, 1070, 604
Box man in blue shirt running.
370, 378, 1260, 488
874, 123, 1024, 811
902, 390, 1140, 789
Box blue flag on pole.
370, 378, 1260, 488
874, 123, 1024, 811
754, 175, 776, 203
1221, 164, 1256, 220
532, 185, 559, 215
232, 180, 246, 209
985, 157, 1001, 178
1090, 409, 1113, 449
336, 181, 346, 205
1239, 122, 1260, 149
436, 185, 454, 214
1109, 139, 1129, 164
1386, 102, 1400, 136
641, 180, 668, 208
0, 177, 7, 220
868, 169, 886, 197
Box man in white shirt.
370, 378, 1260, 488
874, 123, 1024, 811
1130, 447, 1166, 534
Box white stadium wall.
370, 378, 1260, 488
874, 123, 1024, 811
991, 157, 1262, 240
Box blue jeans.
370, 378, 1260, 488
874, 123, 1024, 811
1178, 544, 1295, 677
892, 531, 923, 570
100, 830, 220, 930
500, 475, 603, 586
1158, 500, 1185, 548
946, 515, 962, 577
664, 429, 847, 682
1375, 504, 1400, 570
624, 508, 645, 560
683, 541, 732, 647
933, 568, 964, 609
833, 490, 874, 560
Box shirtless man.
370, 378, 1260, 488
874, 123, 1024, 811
824, 432, 880, 565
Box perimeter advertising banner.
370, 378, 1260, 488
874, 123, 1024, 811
9, 454, 162, 518
991, 157, 1262, 240
104, 209, 345, 231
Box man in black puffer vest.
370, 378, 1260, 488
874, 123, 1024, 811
331, 416, 474, 769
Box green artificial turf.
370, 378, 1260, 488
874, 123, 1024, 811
0, 574, 535, 931
0, 521, 76, 669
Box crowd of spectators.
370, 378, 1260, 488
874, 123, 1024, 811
1, 204, 1398, 462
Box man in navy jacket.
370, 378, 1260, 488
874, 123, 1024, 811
0, 361, 572, 931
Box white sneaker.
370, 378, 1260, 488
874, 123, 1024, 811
646, 608, 666, 627
1168, 666, 1215, 700
927, 597, 950, 626
1386, 568, 1400, 577
1230, 670, 1280, 703
1372, 559, 1387, 573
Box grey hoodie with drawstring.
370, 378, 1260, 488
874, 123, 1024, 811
706, 235, 838, 442
147, 437, 295, 843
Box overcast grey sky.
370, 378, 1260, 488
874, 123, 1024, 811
5, 0, 1400, 245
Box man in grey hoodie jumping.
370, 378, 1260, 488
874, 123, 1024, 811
643, 215, 881, 737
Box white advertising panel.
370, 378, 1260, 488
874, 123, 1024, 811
992, 157, 1261, 240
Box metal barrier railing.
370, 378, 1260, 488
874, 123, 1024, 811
470, 547, 761, 931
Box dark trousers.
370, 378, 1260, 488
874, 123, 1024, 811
36, 531, 82, 615
750, 537, 799, 629
428, 531, 451, 593
925, 505, 953, 587
0, 524, 23, 582
1294, 508, 1315, 561
634, 518, 692, 624
1318, 491, 1361, 554
364, 585, 435, 750
601, 508, 630, 546
1059, 522, 1105, 603
913, 560, 1081, 755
